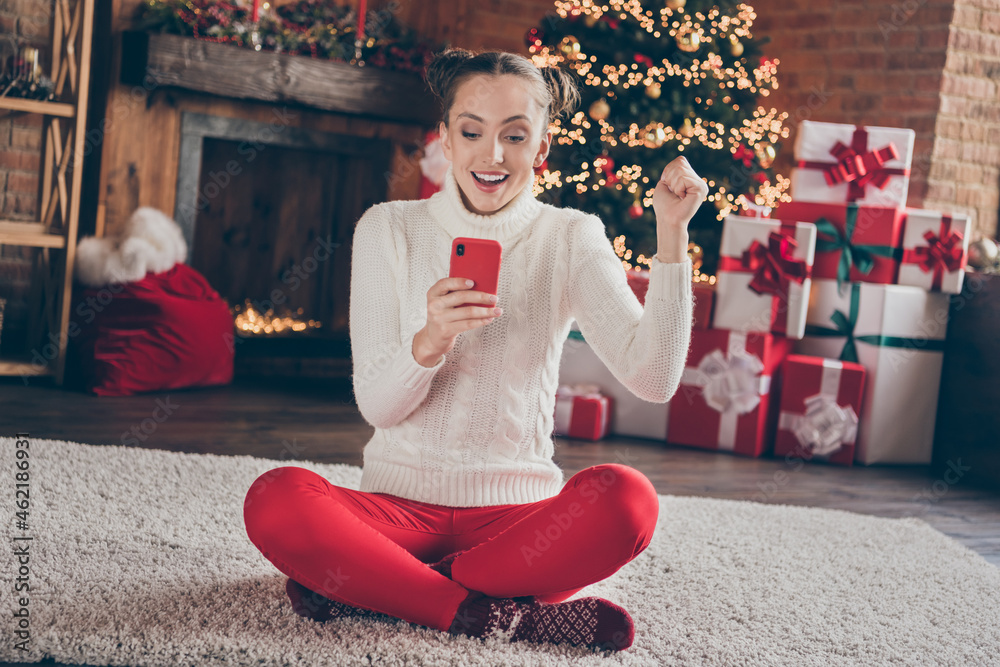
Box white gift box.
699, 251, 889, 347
714, 215, 816, 339
796, 280, 949, 464
559, 323, 668, 440
898, 209, 971, 294
793, 120, 914, 208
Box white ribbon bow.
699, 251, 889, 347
786, 394, 859, 457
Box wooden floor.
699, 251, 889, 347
3, 374, 999, 573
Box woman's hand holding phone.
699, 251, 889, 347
412, 277, 503, 367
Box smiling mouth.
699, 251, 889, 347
473, 172, 509, 186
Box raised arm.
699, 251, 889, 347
567, 215, 693, 403
567, 156, 706, 403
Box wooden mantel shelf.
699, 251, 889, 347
120, 30, 440, 125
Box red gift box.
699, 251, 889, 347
627, 269, 714, 329
773, 355, 866, 466
666, 329, 793, 457
554, 384, 613, 441
773, 201, 904, 288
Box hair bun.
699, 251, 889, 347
539, 66, 581, 123
424, 48, 475, 103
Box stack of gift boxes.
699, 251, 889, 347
557, 119, 970, 466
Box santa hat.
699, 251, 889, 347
74, 207, 188, 287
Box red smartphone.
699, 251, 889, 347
448, 237, 503, 310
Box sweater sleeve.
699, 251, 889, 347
349, 204, 446, 429
567, 213, 693, 403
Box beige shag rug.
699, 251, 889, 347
1, 438, 998, 666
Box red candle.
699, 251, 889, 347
251, 0, 260, 22
357, 0, 367, 41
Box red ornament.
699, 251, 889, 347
754, 171, 768, 184
734, 143, 755, 168
595, 154, 615, 174
634, 53, 654, 68
629, 202, 644, 219
534, 158, 548, 175
525, 27, 544, 48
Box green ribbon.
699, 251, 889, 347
568, 329, 586, 342
814, 204, 903, 293
803, 283, 945, 363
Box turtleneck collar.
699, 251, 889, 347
427, 163, 542, 242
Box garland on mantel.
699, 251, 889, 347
134, 0, 445, 73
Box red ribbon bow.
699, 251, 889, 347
825, 140, 899, 190
741, 232, 809, 296
913, 229, 964, 274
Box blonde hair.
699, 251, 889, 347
425, 49, 580, 132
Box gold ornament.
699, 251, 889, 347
677, 31, 700, 53
666, 0, 686, 10
729, 34, 744, 57
680, 117, 695, 138
755, 141, 776, 168
687, 242, 704, 271
584, 13, 598, 27
642, 124, 667, 149
645, 82, 661, 99
589, 98, 611, 121
559, 36, 581, 59
714, 196, 728, 211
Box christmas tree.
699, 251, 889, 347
527, 0, 790, 275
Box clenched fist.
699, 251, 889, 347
651, 156, 710, 263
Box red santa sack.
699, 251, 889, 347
67, 263, 234, 396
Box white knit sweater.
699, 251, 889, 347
349, 164, 693, 507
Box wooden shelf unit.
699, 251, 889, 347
0, 0, 95, 383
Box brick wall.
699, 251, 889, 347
0, 0, 50, 356
923, 0, 1000, 235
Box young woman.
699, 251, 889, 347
243, 48, 706, 653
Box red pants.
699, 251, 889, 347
243, 463, 659, 633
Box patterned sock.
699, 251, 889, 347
285, 577, 392, 623
448, 589, 635, 652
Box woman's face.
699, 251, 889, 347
439, 74, 552, 216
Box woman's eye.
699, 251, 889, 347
508, 136, 526, 143
462, 131, 479, 139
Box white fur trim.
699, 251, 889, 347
74, 207, 188, 287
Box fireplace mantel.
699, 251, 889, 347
120, 31, 440, 125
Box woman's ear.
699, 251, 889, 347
438, 120, 452, 161
533, 129, 553, 168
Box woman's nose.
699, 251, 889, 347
486, 137, 503, 164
